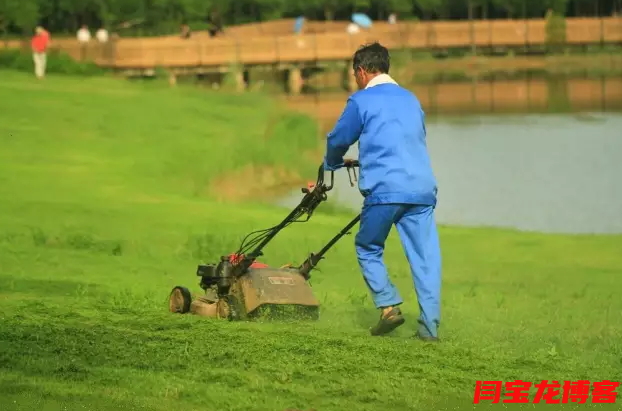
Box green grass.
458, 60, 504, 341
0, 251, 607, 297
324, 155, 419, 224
1, 70, 621, 411
0, 49, 105, 77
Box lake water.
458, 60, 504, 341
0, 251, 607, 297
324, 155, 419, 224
278, 112, 622, 235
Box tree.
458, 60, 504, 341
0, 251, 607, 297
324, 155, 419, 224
545, 0, 569, 15
491, 0, 524, 18
0, 0, 40, 33
415, 0, 443, 19
254, 0, 287, 21
0, 0, 607, 37
391, 0, 416, 14
321, 0, 339, 20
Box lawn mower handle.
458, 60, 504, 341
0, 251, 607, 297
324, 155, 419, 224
303, 159, 359, 194
298, 212, 361, 280
219, 159, 360, 279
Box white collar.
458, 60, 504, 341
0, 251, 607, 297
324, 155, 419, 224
365, 73, 398, 89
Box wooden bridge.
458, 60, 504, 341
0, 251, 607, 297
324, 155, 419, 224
2, 17, 621, 93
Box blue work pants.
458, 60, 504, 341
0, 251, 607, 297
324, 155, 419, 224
355, 203, 442, 337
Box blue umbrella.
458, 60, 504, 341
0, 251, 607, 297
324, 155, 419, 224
294, 16, 305, 33
351, 13, 372, 28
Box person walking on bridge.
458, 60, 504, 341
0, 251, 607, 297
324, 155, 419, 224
323, 42, 442, 341
31, 26, 50, 80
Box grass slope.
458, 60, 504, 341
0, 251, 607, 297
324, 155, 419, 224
0, 71, 621, 411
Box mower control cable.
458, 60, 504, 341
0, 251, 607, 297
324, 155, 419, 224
297, 213, 361, 280
231, 160, 360, 276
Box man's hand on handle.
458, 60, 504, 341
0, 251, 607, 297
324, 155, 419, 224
343, 158, 360, 168
343, 158, 359, 187
318, 158, 359, 189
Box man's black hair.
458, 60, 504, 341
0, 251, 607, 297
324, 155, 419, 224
352, 42, 390, 74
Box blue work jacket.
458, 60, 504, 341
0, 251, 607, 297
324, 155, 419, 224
323, 78, 438, 207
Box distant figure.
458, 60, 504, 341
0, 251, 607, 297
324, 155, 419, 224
294, 16, 305, 34
388, 13, 397, 24
31, 26, 50, 79
207, 10, 223, 37
77, 25, 91, 43
76, 25, 90, 60
96, 27, 109, 43
347, 22, 360, 34
180, 23, 191, 39
545, 8, 553, 20
96, 27, 112, 61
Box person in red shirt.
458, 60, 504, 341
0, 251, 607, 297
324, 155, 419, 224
31, 26, 50, 79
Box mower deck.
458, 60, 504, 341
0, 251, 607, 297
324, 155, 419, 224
168, 160, 360, 323
169, 267, 320, 321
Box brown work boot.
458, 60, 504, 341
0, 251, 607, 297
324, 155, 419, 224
414, 320, 440, 342
414, 330, 439, 343
370, 306, 405, 336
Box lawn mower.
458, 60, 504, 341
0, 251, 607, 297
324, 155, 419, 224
168, 160, 361, 321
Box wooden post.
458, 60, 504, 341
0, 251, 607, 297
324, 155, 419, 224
287, 66, 303, 95
343, 63, 356, 92
468, 0, 476, 55
235, 69, 246, 92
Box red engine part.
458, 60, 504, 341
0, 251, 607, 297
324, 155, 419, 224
227, 253, 269, 269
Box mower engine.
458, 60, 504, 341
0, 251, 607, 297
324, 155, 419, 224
168, 160, 360, 321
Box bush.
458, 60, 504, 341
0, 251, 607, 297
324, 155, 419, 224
0, 48, 105, 76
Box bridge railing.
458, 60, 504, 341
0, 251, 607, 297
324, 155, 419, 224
2, 17, 620, 69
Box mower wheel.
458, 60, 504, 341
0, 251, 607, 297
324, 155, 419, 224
169, 286, 192, 314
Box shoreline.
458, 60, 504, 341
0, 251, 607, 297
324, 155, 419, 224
302, 53, 622, 89
283, 75, 622, 135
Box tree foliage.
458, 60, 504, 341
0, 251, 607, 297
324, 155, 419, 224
0, 0, 616, 36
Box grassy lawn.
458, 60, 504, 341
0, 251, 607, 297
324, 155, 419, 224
0, 70, 621, 411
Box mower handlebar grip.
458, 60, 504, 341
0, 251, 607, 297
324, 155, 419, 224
314, 159, 358, 192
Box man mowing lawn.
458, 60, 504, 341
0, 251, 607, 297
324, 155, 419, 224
323, 42, 441, 342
